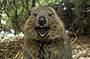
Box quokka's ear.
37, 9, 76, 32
30, 7, 37, 13
48, 7, 56, 14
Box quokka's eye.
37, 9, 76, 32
48, 14, 53, 17
33, 14, 37, 17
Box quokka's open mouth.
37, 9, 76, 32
35, 26, 50, 38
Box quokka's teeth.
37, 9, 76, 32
40, 34, 45, 37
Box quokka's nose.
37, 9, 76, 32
38, 16, 46, 26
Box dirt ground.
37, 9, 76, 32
0, 34, 90, 59
72, 35, 90, 59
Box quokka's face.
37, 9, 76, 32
25, 7, 63, 39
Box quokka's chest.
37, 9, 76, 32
27, 42, 64, 58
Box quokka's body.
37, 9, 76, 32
23, 6, 72, 59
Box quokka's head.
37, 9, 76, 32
24, 6, 64, 40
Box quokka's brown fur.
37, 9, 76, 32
23, 6, 72, 59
